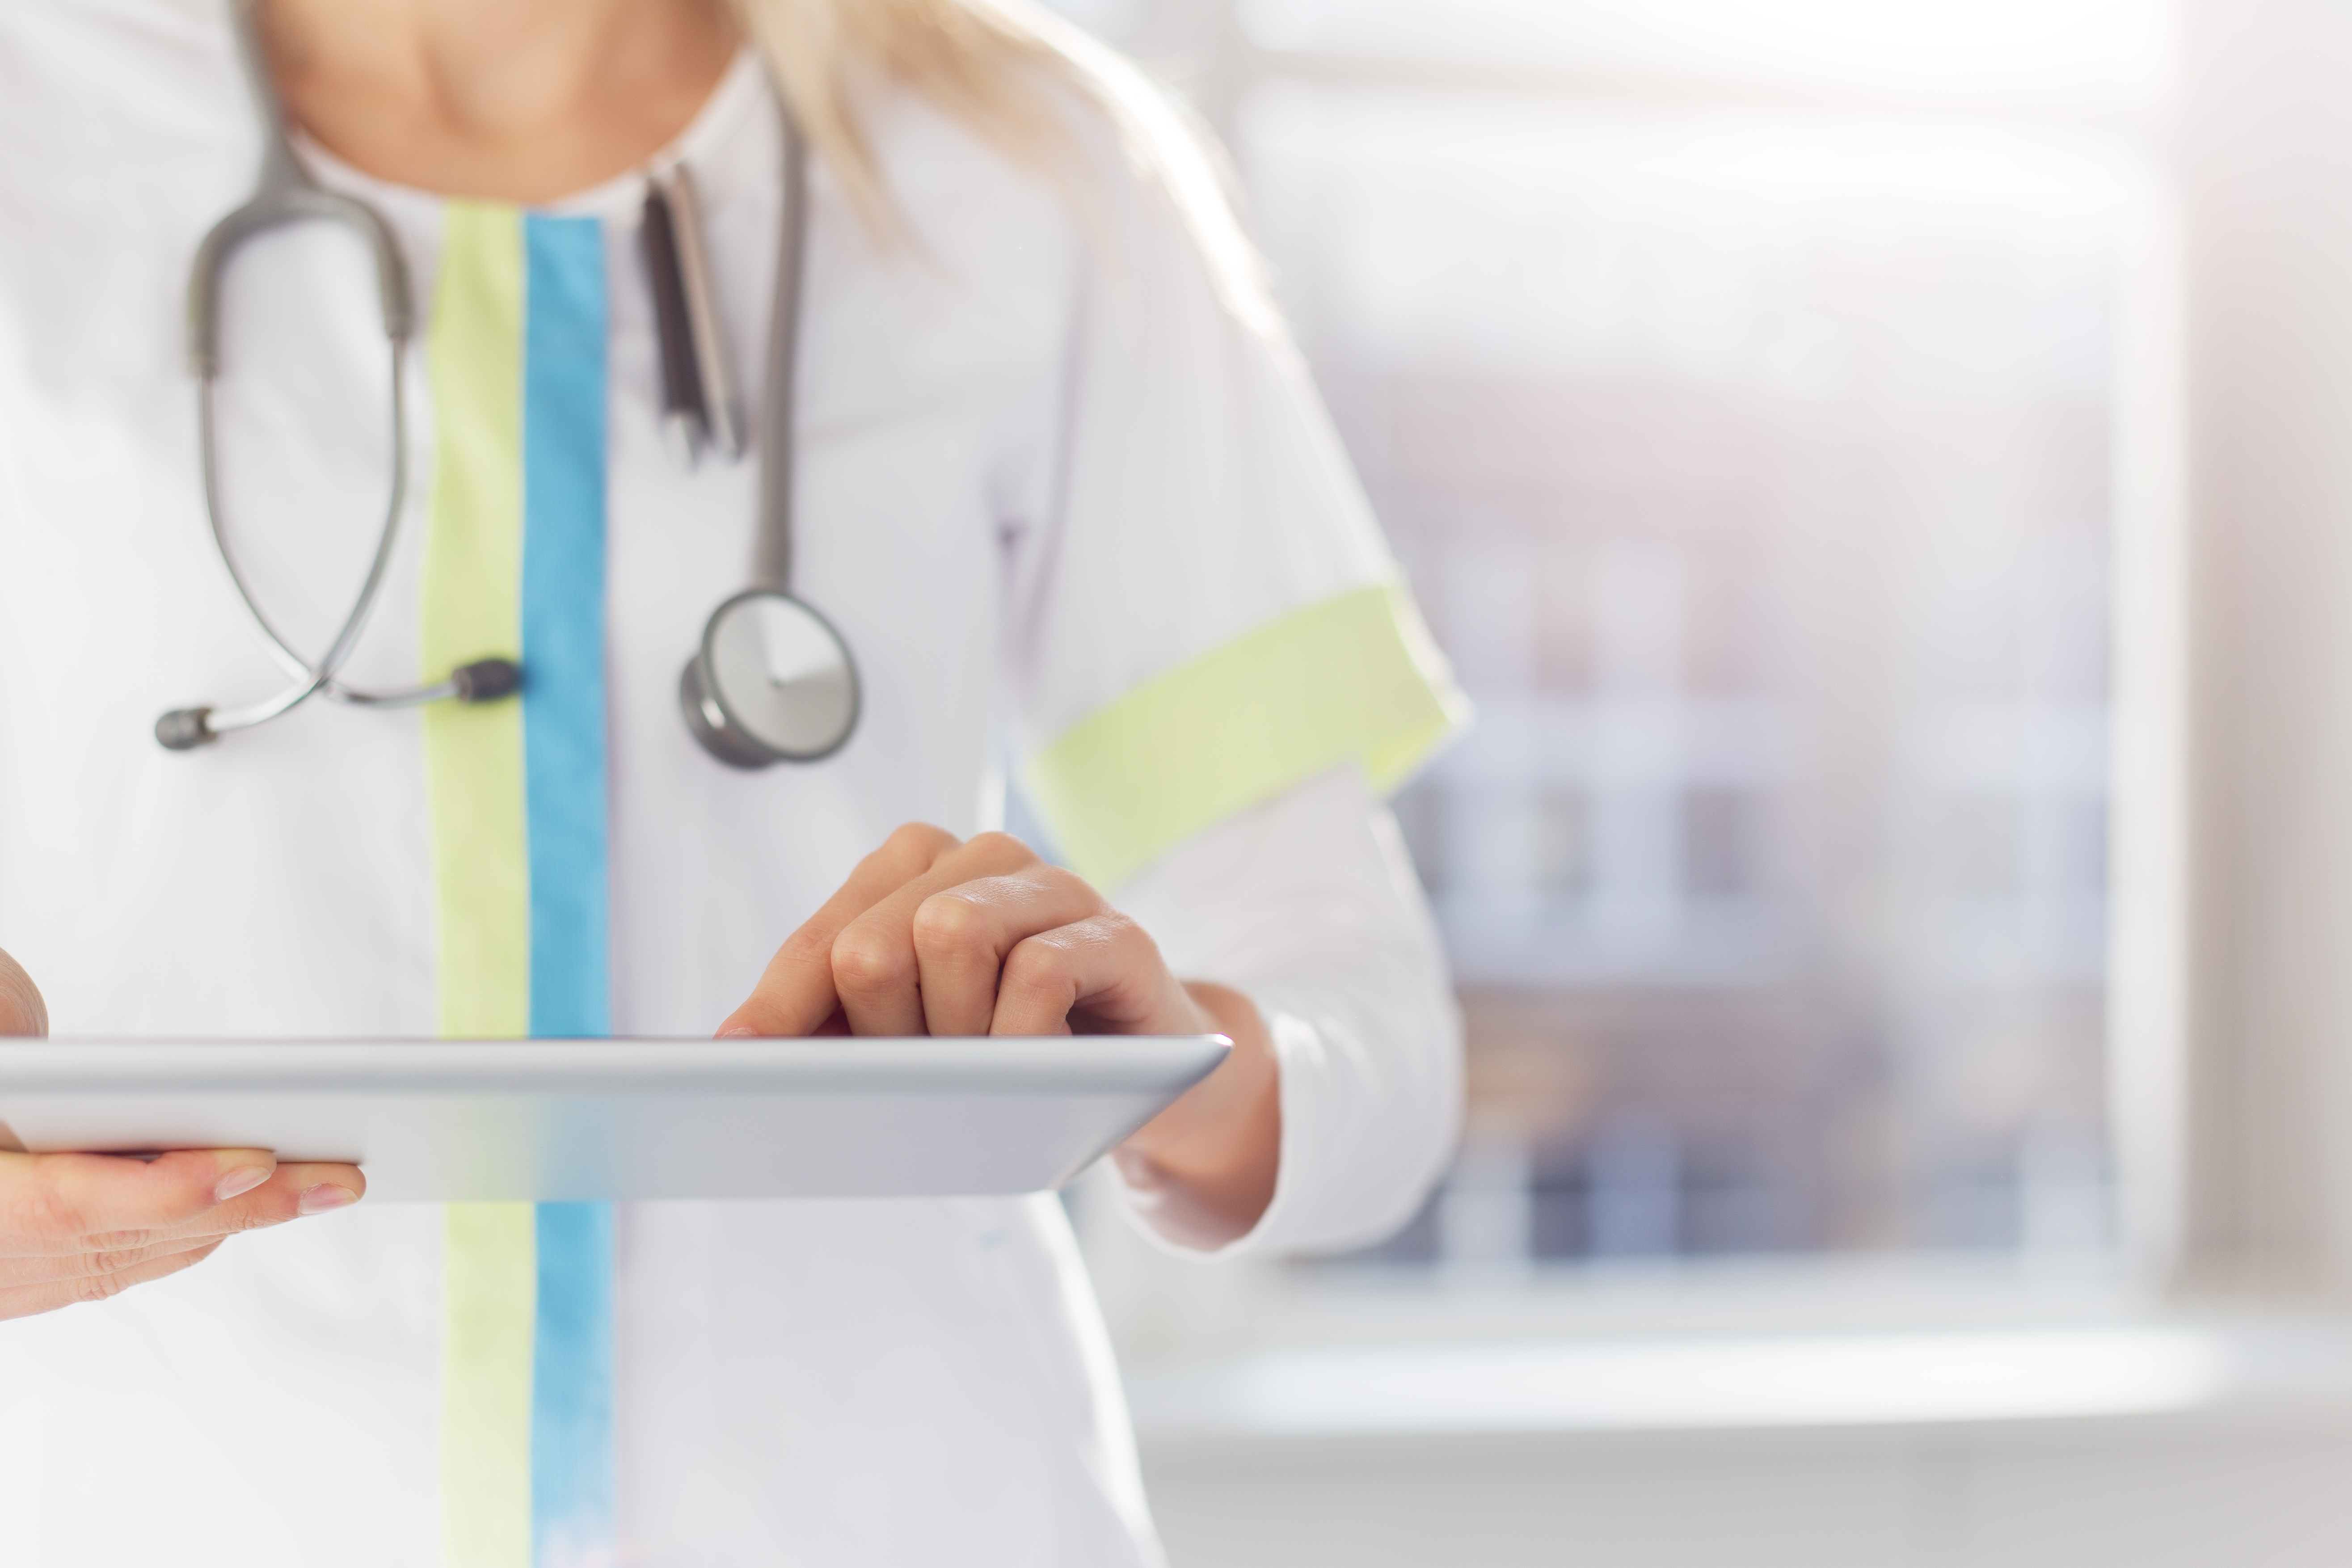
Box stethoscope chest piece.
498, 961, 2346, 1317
681, 589, 860, 768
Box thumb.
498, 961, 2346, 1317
0, 948, 45, 1038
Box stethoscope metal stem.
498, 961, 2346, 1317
752, 112, 807, 595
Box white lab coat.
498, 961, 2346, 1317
0, 10, 1460, 1563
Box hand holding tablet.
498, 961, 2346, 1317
0, 1146, 362, 1321
0, 946, 366, 1321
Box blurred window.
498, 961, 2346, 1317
1047, 0, 2171, 1278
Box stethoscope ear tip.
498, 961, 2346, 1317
155, 708, 215, 752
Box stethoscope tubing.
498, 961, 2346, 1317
191, 342, 418, 735
168, 0, 855, 765
167, 0, 440, 744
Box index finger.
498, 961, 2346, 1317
718, 823, 961, 1037
0, 1147, 282, 1255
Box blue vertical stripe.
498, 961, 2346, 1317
519, 213, 616, 1568
522, 213, 611, 1043
531, 1203, 616, 1566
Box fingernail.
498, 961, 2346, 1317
716, 1025, 759, 1038
297, 1184, 358, 1216
214, 1165, 272, 1203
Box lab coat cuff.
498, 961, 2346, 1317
1111, 995, 1425, 1263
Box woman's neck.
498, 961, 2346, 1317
258, 0, 738, 203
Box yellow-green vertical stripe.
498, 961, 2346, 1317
442, 1203, 537, 1568
424, 201, 529, 1041
426, 202, 535, 1568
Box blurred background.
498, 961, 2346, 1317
1058, 0, 2146, 1278
1025, 0, 2352, 1563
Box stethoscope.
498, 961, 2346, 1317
158, 0, 861, 769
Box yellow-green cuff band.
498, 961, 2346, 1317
1021, 581, 1470, 888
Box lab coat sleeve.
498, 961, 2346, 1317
996, 85, 1469, 1256
997, 86, 1468, 894
1108, 763, 1464, 1259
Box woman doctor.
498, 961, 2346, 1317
0, 0, 1463, 1562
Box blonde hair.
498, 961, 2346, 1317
724, 0, 1277, 333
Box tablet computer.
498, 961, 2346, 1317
0, 1035, 1229, 1202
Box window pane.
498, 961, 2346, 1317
1240, 83, 2157, 1267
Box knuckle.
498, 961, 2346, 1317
68, 1269, 132, 1307
80, 1225, 160, 1253
81, 1243, 153, 1276
830, 926, 913, 995
909, 893, 990, 957
1039, 864, 1103, 901
1081, 910, 1145, 957
965, 831, 1038, 868
885, 822, 959, 860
